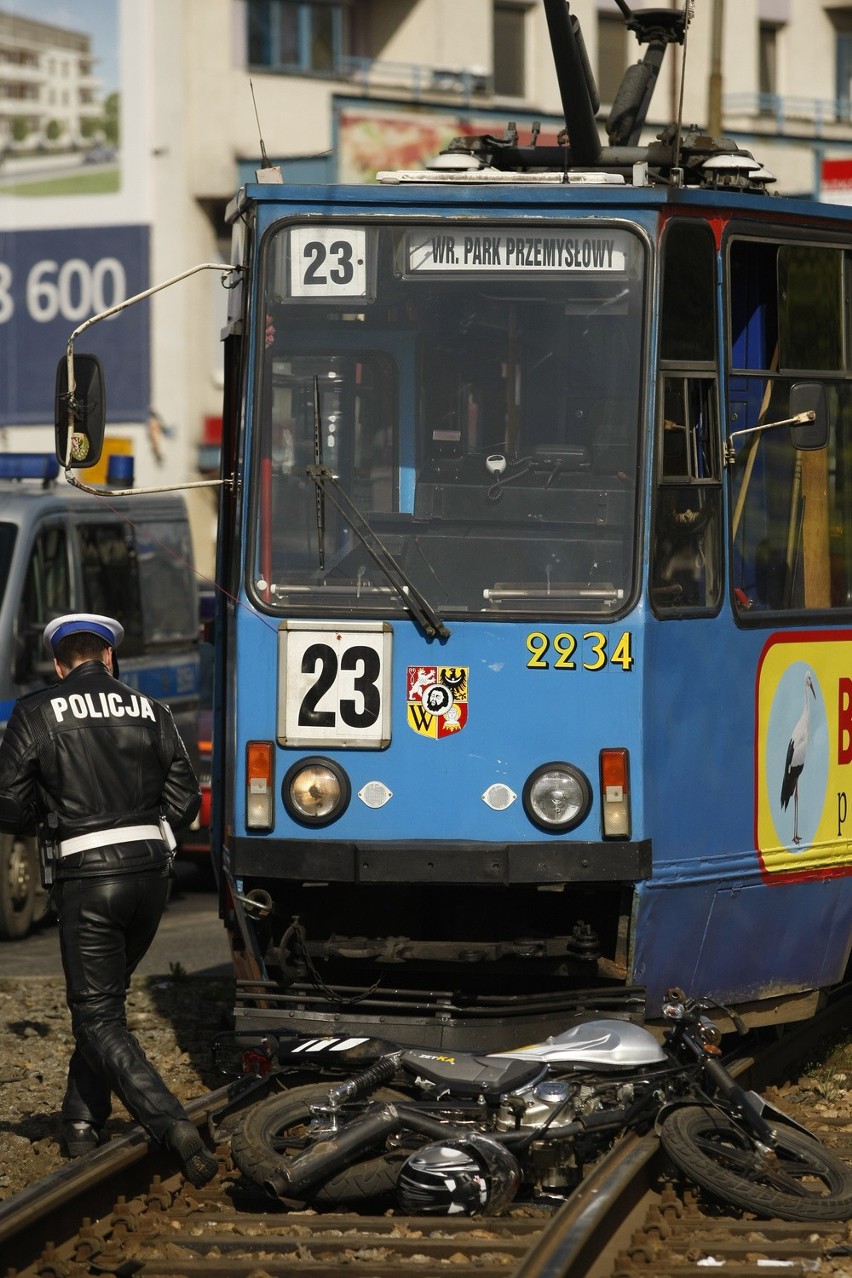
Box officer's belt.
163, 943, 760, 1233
60, 824, 163, 857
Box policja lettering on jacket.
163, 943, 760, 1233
50, 691, 156, 723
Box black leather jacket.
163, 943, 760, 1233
0, 660, 200, 852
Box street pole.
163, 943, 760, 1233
708, 0, 724, 136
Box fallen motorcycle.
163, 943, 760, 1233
229, 988, 852, 1221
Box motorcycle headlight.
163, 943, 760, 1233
282, 757, 350, 826
523, 762, 591, 833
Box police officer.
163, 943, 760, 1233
0, 613, 217, 1188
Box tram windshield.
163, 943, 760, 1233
251, 221, 645, 619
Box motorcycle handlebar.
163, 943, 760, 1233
662, 988, 747, 1037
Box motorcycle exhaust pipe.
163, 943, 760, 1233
393, 1105, 487, 1142
265, 1102, 403, 1199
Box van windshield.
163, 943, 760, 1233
250, 220, 646, 619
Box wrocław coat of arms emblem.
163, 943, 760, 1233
406, 666, 468, 739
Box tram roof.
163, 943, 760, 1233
229, 178, 852, 234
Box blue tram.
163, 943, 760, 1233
61, 1, 852, 1047
209, 2, 852, 1048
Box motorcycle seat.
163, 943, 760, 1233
402, 1049, 545, 1099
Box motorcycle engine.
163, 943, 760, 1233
498, 1078, 639, 1197
496, 1079, 635, 1134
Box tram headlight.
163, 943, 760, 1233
522, 763, 591, 833
282, 757, 351, 826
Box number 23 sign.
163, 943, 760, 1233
278, 621, 392, 748
289, 227, 369, 299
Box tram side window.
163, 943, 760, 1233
652, 377, 722, 610
658, 220, 716, 364
652, 221, 722, 613
729, 239, 852, 614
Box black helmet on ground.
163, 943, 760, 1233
396, 1133, 520, 1216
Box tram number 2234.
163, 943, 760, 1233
526, 630, 634, 671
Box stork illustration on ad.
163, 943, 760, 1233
755, 632, 852, 880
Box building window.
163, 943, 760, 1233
247, 0, 348, 74
839, 34, 852, 118
494, 3, 525, 97
758, 21, 778, 113
758, 23, 777, 97
598, 12, 626, 105
830, 9, 852, 120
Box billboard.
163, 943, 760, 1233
820, 158, 852, 206
1, 224, 149, 424
337, 104, 564, 184
0, 0, 150, 427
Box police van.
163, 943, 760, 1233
0, 453, 200, 939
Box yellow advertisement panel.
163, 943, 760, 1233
756, 631, 852, 882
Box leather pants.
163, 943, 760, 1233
54, 862, 189, 1143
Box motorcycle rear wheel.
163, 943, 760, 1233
231, 1083, 410, 1204
660, 1103, 852, 1221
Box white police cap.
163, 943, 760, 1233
43, 613, 125, 654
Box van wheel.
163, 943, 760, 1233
0, 834, 38, 940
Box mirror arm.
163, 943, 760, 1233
64, 472, 235, 498
724, 410, 815, 466
61, 261, 241, 492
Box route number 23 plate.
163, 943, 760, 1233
289, 227, 369, 299
278, 621, 392, 748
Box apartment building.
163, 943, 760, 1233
0, 9, 104, 151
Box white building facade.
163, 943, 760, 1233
4, 0, 852, 572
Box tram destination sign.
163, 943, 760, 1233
405, 228, 631, 275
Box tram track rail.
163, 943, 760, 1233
2, 987, 851, 1278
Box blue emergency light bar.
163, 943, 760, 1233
0, 453, 60, 481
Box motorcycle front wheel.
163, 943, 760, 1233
660, 1103, 852, 1221
231, 1083, 411, 1204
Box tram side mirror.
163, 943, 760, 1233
54, 353, 106, 468
790, 382, 829, 451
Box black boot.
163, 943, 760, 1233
165, 1120, 217, 1188
62, 1120, 100, 1158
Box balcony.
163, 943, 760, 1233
724, 91, 852, 137
337, 55, 491, 104
0, 63, 46, 86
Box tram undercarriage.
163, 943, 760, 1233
226, 876, 643, 1049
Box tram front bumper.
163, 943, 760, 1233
231, 837, 651, 884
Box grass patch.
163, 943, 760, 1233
1, 169, 120, 196
802, 1030, 852, 1101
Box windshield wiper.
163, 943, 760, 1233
305, 464, 450, 640
483, 583, 623, 607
